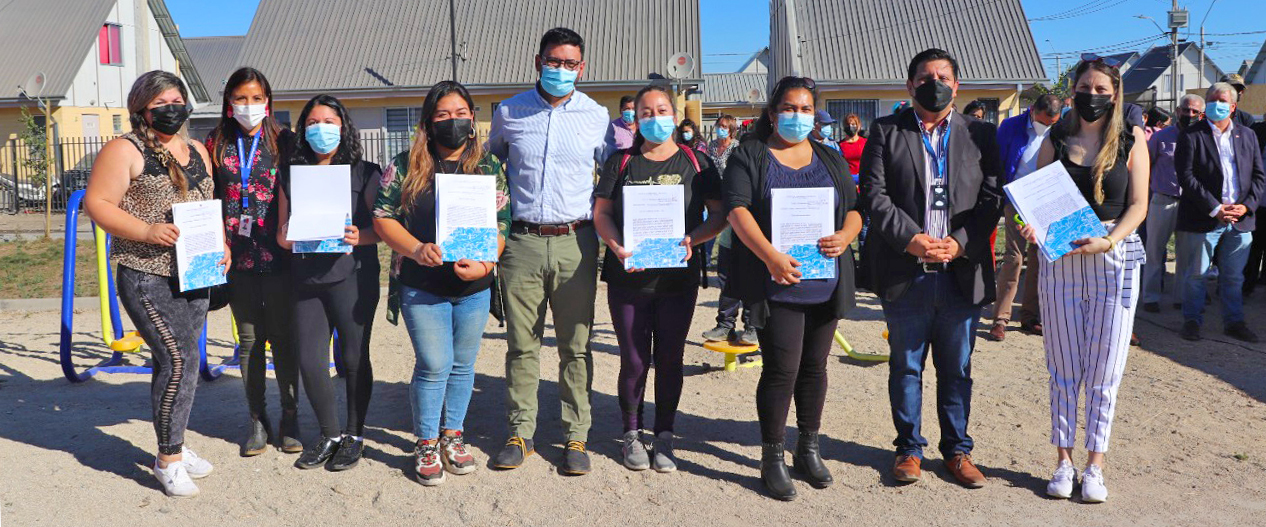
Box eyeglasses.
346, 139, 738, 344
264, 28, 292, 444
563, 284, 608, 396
541, 56, 583, 71
776, 76, 816, 91
1081, 53, 1124, 69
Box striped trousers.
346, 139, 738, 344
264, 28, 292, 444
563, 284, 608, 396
1038, 230, 1144, 453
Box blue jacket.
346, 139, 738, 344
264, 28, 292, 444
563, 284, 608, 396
996, 110, 1033, 184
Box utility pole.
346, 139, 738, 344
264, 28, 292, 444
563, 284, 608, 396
1197, 0, 1220, 91
1167, 0, 1187, 114
448, 0, 458, 82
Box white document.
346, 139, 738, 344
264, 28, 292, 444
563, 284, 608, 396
286, 164, 351, 241
171, 199, 227, 292
436, 173, 499, 262
622, 184, 688, 269
771, 187, 835, 279
1003, 161, 1109, 262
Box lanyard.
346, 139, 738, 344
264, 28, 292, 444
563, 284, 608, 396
919, 122, 951, 184
237, 131, 262, 209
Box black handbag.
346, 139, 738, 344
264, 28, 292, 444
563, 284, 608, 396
207, 283, 231, 311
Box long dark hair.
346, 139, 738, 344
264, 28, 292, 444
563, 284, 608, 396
289, 94, 362, 165
209, 67, 281, 166
400, 80, 485, 214
126, 70, 191, 197
752, 76, 817, 142
629, 83, 677, 151
676, 118, 704, 149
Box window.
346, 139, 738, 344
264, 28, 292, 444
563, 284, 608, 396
385, 107, 424, 134
977, 98, 1001, 124
112, 115, 123, 135
826, 99, 878, 139
1162, 74, 1171, 95
99, 24, 122, 66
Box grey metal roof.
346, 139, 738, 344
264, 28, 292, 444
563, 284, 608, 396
702, 73, 767, 106
0, 0, 116, 102
1245, 40, 1266, 84
1121, 42, 1223, 95
236, 0, 702, 94
185, 36, 247, 98
784, 0, 1046, 84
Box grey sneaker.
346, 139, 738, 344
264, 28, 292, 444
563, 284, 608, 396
621, 431, 649, 471
736, 327, 759, 346
701, 324, 733, 342
651, 431, 677, 473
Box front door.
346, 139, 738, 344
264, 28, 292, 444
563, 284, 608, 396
82, 114, 100, 137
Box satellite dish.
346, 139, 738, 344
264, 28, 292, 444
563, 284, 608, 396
18, 71, 47, 99
746, 88, 762, 105
665, 53, 695, 80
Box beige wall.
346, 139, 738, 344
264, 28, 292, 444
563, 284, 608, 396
1188, 84, 1266, 118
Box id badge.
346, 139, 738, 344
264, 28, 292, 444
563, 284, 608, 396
238, 214, 253, 236
930, 184, 949, 211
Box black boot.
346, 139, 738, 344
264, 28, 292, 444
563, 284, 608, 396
278, 410, 303, 454
241, 414, 271, 457
761, 442, 797, 501
792, 430, 833, 488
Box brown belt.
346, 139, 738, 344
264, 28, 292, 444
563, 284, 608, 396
511, 220, 591, 237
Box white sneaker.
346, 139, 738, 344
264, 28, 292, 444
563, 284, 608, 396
153, 460, 200, 498
182, 447, 214, 479
1081, 464, 1108, 503
1046, 459, 1076, 499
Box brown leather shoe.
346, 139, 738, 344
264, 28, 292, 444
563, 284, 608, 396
986, 320, 1007, 342
893, 454, 921, 483
946, 452, 986, 488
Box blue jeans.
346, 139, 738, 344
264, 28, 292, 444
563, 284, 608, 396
1177, 226, 1252, 325
881, 272, 980, 459
401, 286, 491, 439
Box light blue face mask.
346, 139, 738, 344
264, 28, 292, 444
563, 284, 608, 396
682, 131, 694, 142
1206, 100, 1233, 122
777, 112, 816, 143
621, 109, 635, 124
819, 125, 833, 138
638, 116, 676, 144
716, 127, 730, 139
540, 66, 579, 97
306, 123, 342, 154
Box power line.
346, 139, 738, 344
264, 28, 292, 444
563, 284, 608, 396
1028, 0, 1132, 22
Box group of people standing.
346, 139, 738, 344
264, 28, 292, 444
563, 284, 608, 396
82, 26, 1259, 504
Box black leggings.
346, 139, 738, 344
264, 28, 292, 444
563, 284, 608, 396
293, 270, 379, 438
755, 300, 838, 444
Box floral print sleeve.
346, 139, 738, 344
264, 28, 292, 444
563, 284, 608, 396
479, 153, 512, 239
374, 152, 409, 221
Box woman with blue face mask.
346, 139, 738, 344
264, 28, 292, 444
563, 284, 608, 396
722, 76, 862, 501
275, 94, 383, 472
675, 118, 708, 156
592, 84, 728, 474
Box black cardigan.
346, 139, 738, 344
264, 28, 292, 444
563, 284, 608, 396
722, 139, 858, 325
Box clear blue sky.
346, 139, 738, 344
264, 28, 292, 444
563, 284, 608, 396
169, 0, 1266, 80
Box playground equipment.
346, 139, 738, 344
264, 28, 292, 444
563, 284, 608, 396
836, 331, 888, 362
703, 340, 762, 372
58, 190, 345, 383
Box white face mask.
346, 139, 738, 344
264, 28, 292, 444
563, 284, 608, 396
1033, 121, 1049, 136
232, 103, 267, 130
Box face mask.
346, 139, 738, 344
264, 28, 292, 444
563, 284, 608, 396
1178, 114, 1201, 130
149, 104, 190, 135
540, 66, 579, 98
638, 115, 676, 144
913, 80, 954, 112
232, 103, 267, 130
305, 123, 342, 154
716, 127, 730, 139
432, 118, 473, 150
1206, 101, 1232, 122
843, 124, 859, 136
682, 131, 694, 142
1073, 92, 1113, 123
776, 112, 815, 144
1033, 121, 1050, 136
819, 125, 833, 138
621, 110, 635, 124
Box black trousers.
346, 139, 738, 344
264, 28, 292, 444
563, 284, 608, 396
228, 271, 298, 418
1245, 208, 1266, 289
293, 269, 380, 438
714, 245, 755, 330
755, 300, 838, 444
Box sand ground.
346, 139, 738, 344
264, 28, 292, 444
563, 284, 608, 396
1, 277, 1265, 526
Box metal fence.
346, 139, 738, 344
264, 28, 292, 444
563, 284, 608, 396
1, 136, 112, 214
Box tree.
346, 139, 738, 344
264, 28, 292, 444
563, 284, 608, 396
17, 106, 48, 187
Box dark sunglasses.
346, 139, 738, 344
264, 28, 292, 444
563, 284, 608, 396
776, 76, 816, 91
1081, 53, 1123, 69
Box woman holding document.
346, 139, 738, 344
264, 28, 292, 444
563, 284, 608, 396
1020, 57, 1149, 503
205, 67, 302, 457
84, 70, 226, 497
593, 84, 726, 474
275, 95, 382, 472
722, 76, 861, 501
372, 81, 509, 486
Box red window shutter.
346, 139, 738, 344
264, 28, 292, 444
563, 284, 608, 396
98, 25, 109, 64
108, 25, 122, 65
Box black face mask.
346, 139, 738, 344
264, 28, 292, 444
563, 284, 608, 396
148, 104, 190, 135
843, 124, 859, 136
1073, 92, 1113, 123
913, 80, 954, 112
1177, 114, 1200, 130
432, 118, 473, 150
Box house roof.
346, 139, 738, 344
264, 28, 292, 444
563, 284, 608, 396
148, 0, 212, 104
702, 73, 767, 106
1121, 42, 1223, 95
185, 36, 246, 97
0, 0, 117, 102
782, 0, 1046, 85
236, 0, 702, 95
1247, 39, 1266, 84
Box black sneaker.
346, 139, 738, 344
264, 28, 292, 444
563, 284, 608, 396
735, 327, 759, 346
701, 324, 734, 342
1225, 322, 1260, 343
1180, 320, 1201, 341
295, 436, 341, 469
561, 440, 591, 475
328, 435, 363, 471
1142, 302, 1160, 313
492, 436, 534, 469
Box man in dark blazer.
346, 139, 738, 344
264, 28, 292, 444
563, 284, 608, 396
1175, 82, 1266, 343
860, 48, 1003, 488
